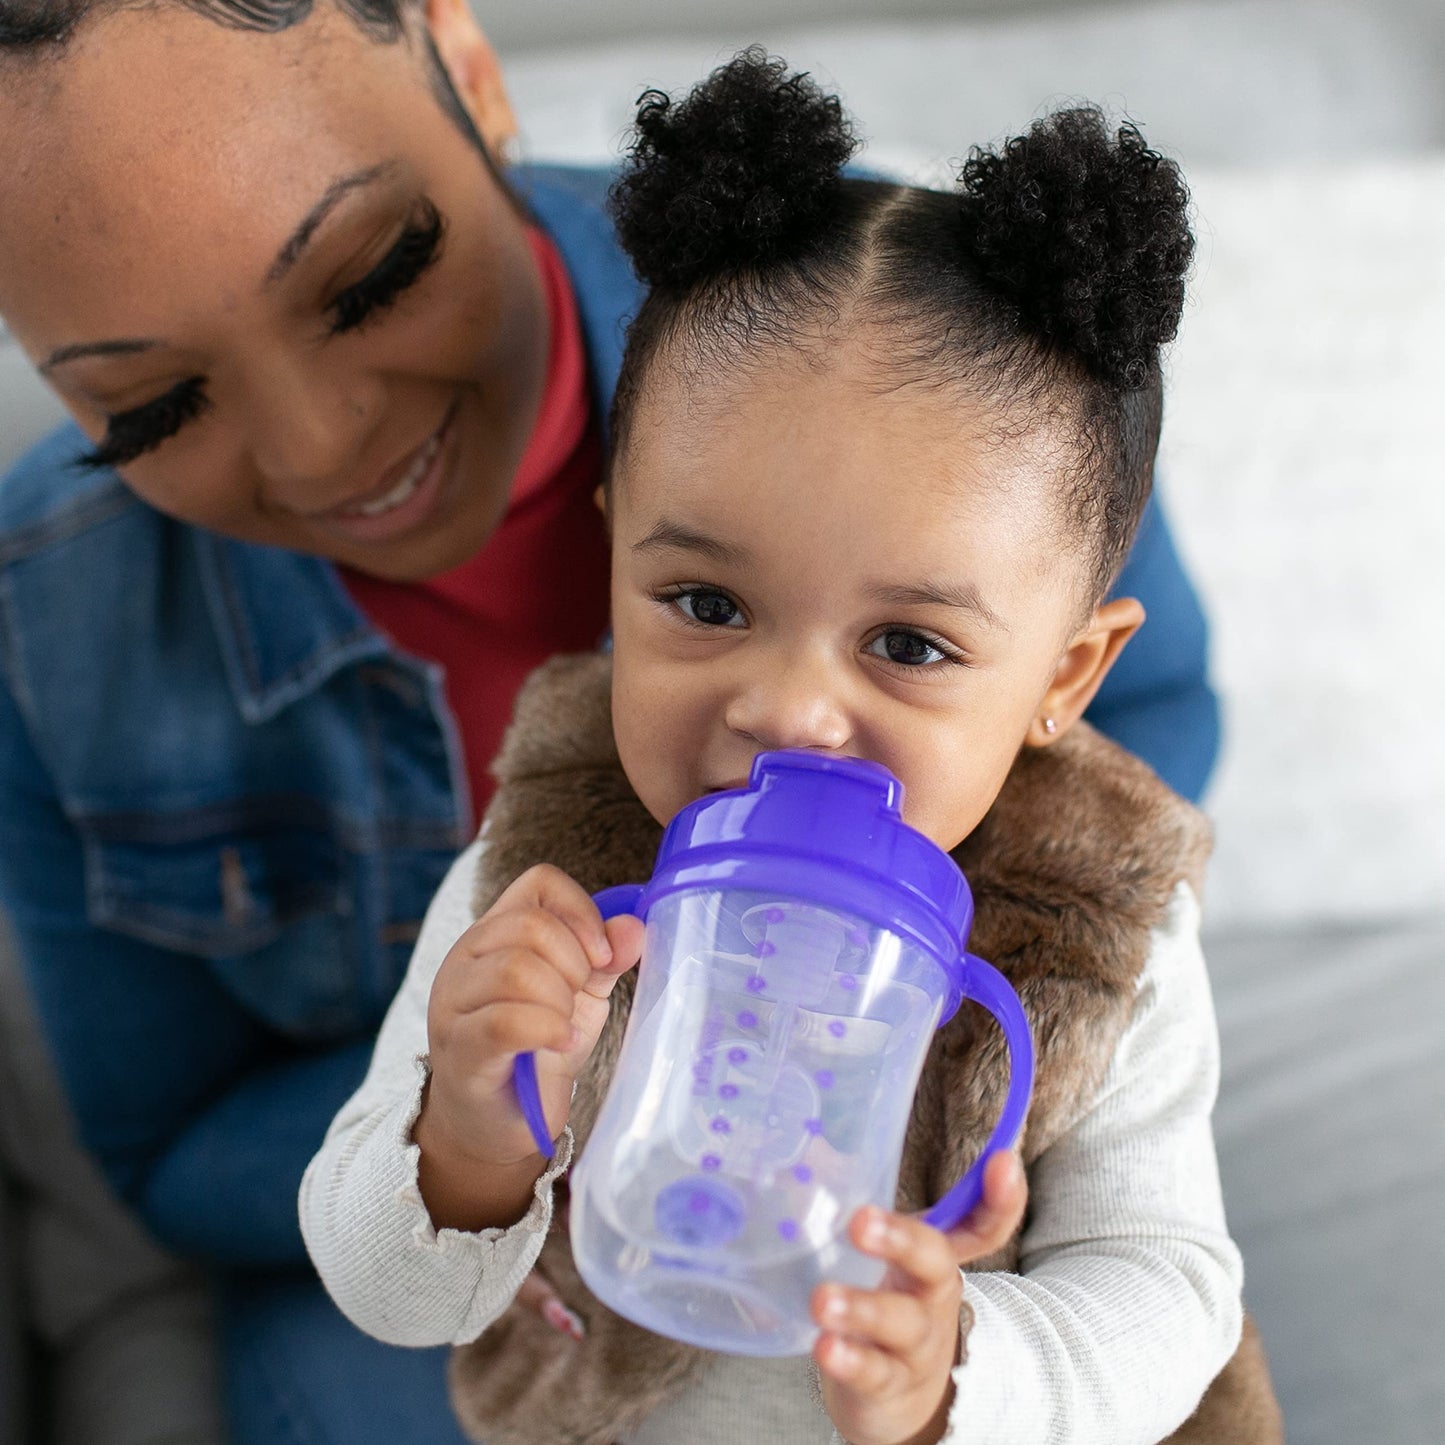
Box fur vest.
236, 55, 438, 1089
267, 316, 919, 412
449, 654, 1282, 1445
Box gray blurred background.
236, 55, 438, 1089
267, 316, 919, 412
484, 0, 1445, 162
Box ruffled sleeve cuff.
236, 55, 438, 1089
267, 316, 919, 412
302, 1053, 574, 1348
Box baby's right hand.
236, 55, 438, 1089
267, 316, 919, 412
414, 865, 643, 1229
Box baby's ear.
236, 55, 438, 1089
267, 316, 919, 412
1026, 597, 1145, 747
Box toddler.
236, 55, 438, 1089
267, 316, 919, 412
303, 51, 1279, 1445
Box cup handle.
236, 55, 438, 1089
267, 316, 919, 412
920, 954, 1035, 1233
512, 884, 646, 1159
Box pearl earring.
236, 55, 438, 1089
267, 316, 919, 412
1042, 717, 1058, 736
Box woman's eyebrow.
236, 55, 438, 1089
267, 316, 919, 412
870, 580, 1008, 632
42, 163, 402, 371
42, 337, 159, 372
266, 161, 398, 285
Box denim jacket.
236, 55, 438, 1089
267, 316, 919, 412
0, 165, 1218, 1268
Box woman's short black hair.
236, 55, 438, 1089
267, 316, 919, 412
607, 49, 1194, 602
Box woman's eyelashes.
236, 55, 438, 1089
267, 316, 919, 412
79, 377, 210, 470
77, 200, 448, 471
327, 201, 446, 335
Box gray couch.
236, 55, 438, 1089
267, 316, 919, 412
0, 922, 224, 1445
2, 1, 1442, 1442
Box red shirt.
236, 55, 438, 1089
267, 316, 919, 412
342, 230, 610, 826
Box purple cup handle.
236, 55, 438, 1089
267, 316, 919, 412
512, 884, 646, 1159
920, 953, 1035, 1233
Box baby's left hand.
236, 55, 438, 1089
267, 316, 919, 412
812, 1151, 1026, 1445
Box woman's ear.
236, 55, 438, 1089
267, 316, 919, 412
1026, 597, 1145, 747
423, 0, 519, 158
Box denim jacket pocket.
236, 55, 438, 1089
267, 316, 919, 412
75, 805, 370, 1037
80, 805, 345, 956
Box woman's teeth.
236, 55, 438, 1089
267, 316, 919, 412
346, 432, 442, 517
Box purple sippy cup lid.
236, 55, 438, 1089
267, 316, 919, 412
642, 751, 975, 1015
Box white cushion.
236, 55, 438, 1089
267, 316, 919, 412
1160, 161, 1445, 929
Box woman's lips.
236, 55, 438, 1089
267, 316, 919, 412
312, 404, 459, 544
338, 427, 444, 518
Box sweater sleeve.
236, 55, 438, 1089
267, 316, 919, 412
936, 882, 1243, 1445
299, 839, 571, 1347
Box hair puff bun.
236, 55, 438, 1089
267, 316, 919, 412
959, 107, 1193, 390
609, 47, 858, 290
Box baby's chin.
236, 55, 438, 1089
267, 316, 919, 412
621, 769, 692, 831
901, 801, 989, 857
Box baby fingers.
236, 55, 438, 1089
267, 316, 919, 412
850, 1206, 961, 1295
814, 1329, 916, 1397
813, 1282, 935, 1358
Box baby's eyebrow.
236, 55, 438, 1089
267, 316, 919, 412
870, 580, 1007, 632
632, 519, 751, 568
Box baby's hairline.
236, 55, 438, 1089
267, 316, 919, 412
605, 316, 1118, 619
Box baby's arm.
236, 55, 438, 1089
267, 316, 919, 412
299, 843, 637, 1347
939, 881, 1243, 1445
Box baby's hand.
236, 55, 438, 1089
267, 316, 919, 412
812, 1151, 1027, 1445
414, 865, 643, 1230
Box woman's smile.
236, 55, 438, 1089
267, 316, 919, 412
302, 397, 461, 545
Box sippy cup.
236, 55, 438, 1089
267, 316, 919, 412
511, 750, 1033, 1356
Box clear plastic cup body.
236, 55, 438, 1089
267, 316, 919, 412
569, 886, 949, 1356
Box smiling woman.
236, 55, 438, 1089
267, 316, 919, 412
1, 2, 549, 580
0, 3, 1221, 1443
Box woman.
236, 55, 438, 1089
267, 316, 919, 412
0, 0, 1219, 1439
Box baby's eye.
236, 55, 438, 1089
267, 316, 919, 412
866, 630, 951, 667
671, 588, 745, 628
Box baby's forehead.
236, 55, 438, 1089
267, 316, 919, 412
625, 338, 1069, 516
623, 373, 1067, 569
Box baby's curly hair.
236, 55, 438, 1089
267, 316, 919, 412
608, 49, 1194, 601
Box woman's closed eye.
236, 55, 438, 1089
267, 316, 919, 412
79, 377, 210, 470
658, 585, 747, 629
328, 201, 445, 335
75, 200, 448, 472
865, 628, 967, 670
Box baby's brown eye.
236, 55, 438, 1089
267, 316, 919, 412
869, 631, 947, 667
674, 589, 743, 627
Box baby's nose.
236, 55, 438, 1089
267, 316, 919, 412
723, 661, 851, 753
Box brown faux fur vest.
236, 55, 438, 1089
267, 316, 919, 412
449, 654, 1282, 1445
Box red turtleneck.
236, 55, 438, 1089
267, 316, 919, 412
342, 229, 610, 826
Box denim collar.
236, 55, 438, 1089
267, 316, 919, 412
200, 164, 639, 724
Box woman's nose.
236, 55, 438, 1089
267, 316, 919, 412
246, 363, 382, 503
723, 659, 852, 753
